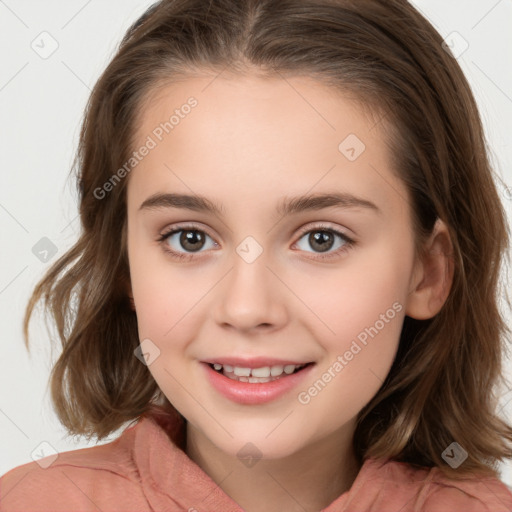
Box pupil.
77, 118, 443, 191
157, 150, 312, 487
310, 231, 333, 252
180, 230, 204, 252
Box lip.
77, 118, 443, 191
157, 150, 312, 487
201, 361, 315, 405
201, 356, 312, 369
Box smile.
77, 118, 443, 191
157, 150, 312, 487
201, 360, 315, 405
208, 363, 308, 382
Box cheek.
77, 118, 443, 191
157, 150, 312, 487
128, 245, 204, 408
292, 242, 411, 422
294, 247, 410, 350
293, 270, 407, 431
128, 237, 204, 340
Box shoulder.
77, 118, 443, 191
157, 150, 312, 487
424, 466, 512, 512
0, 422, 150, 512
359, 458, 512, 512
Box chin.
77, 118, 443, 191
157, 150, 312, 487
201, 422, 314, 462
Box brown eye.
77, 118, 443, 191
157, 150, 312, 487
308, 231, 335, 253
179, 230, 206, 252
293, 226, 355, 260
158, 226, 217, 258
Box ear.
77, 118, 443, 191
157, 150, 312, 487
405, 218, 454, 320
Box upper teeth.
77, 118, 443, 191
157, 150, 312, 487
212, 363, 305, 377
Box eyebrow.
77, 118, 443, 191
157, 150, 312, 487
138, 192, 381, 217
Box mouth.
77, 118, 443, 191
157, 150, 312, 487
201, 359, 316, 405
206, 362, 314, 383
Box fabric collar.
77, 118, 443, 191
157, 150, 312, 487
132, 407, 373, 511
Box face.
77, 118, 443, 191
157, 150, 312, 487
126, 73, 419, 461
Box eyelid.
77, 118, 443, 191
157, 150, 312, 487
294, 221, 354, 240
158, 222, 217, 241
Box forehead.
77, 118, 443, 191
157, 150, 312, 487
134, 73, 380, 151
128, 73, 409, 218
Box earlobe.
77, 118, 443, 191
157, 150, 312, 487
405, 218, 454, 320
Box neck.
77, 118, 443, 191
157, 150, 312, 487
185, 421, 361, 512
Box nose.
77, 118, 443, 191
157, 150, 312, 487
213, 250, 288, 334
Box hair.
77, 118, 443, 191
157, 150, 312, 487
24, 0, 512, 481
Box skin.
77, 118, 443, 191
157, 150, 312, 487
125, 72, 453, 512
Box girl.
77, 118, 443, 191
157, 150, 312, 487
2, 0, 512, 510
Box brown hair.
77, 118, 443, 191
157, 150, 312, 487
24, 0, 512, 480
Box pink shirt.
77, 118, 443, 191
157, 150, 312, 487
2, 410, 512, 511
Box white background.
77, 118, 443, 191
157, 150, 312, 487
1, 0, 511, 489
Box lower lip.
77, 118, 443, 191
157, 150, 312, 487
202, 362, 315, 405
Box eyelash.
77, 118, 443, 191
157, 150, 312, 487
156, 223, 356, 262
